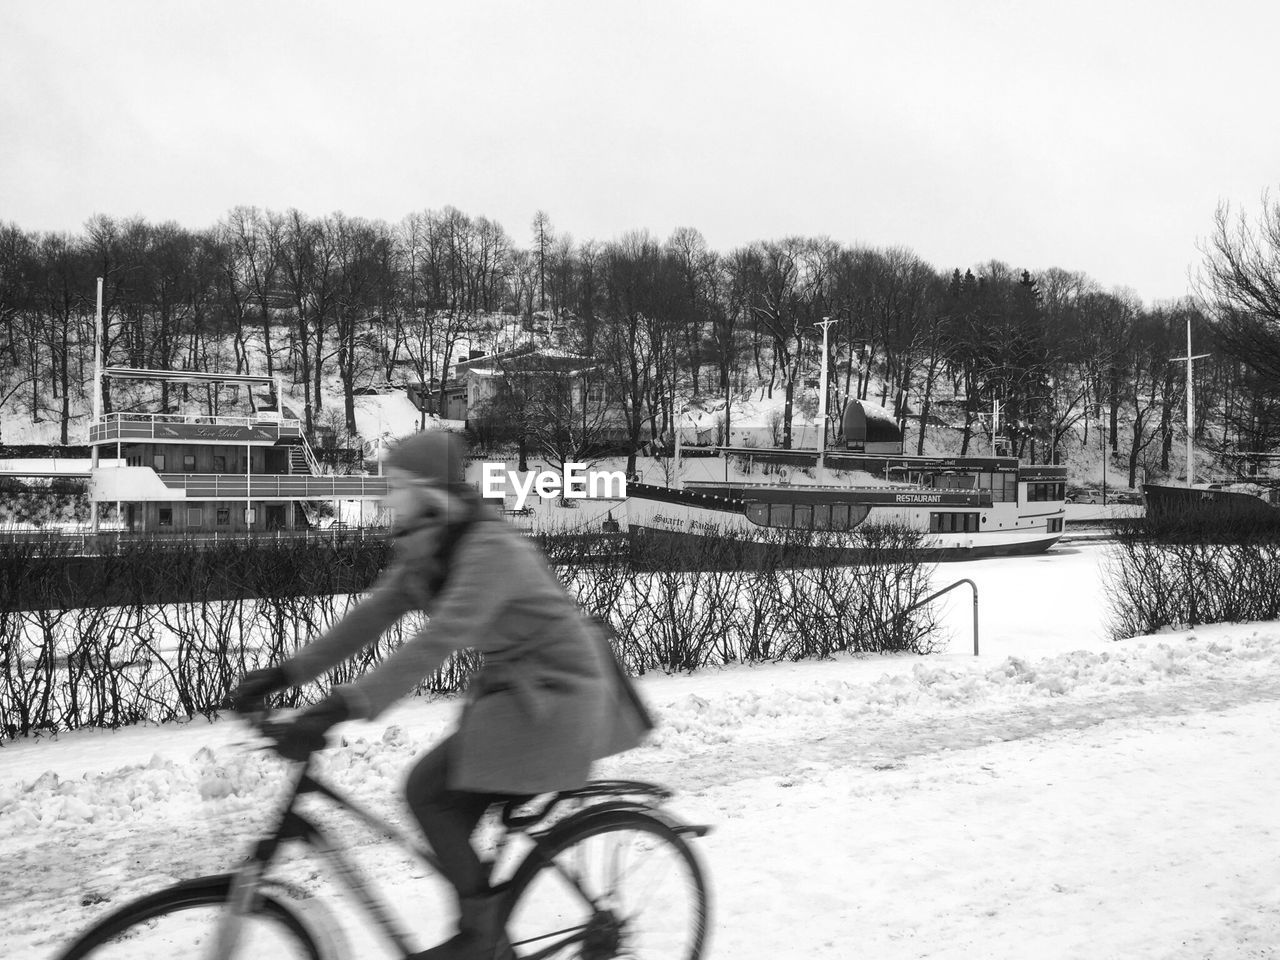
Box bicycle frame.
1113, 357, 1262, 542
210, 757, 669, 960
211, 756, 445, 958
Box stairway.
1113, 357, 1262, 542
288, 444, 313, 476
285, 438, 328, 529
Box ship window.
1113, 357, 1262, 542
183, 454, 196, 472
158, 507, 173, 527
977, 472, 1009, 499
153, 454, 166, 471
814, 503, 869, 531
747, 502, 802, 528
792, 504, 813, 529
930, 512, 980, 533
213, 455, 227, 472
186, 507, 203, 527
980, 472, 1019, 502
216, 508, 230, 526
1027, 482, 1064, 502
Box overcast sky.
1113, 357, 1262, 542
2, 0, 1277, 305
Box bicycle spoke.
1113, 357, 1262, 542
509, 923, 590, 960
505, 812, 708, 960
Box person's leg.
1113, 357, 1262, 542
404, 739, 527, 960
404, 739, 496, 898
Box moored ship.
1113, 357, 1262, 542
620, 398, 1068, 562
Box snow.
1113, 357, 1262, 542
5, 549, 1280, 957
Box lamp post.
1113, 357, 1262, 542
1099, 412, 1108, 507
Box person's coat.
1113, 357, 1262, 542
282, 507, 650, 794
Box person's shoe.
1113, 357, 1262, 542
408, 932, 467, 960
409, 892, 514, 960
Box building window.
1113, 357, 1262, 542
183, 454, 197, 472
216, 508, 230, 526
153, 454, 166, 471
213, 455, 226, 472
586, 383, 605, 404
187, 507, 203, 527
158, 507, 173, 527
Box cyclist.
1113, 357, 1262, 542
231, 430, 651, 960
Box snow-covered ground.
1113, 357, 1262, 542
4, 543, 1280, 958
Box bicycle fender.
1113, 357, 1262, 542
532, 800, 712, 843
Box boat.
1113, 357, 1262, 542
86, 365, 387, 536
1141, 479, 1280, 522
1138, 317, 1280, 525
619, 398, 1068, 563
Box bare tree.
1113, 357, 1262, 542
1197, 193, 1280, 380
223, 207, 285, 377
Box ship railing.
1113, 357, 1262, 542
89, 411, 303, 441
0, 526, 389, 553
155, 473, 388, 498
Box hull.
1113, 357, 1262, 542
1142, 482, 1278, 521
626, 524, 1060, 568
620, 472, 1066, 564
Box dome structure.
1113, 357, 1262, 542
839, 399, 903, 454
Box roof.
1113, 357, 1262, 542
454, 345, 596, 376
103, 367, 277, 388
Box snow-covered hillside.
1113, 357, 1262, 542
5, 544, 1279, 959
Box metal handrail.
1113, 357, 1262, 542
892, 577, 980, 655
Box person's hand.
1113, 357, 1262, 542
230, 666, 289, 713
262, 694, 350, 762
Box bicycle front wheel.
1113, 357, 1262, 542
504, 808, 710, 960
55, 873, 325, 960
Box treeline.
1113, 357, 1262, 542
0, 526, 937, 737
3, 201, 1280, 481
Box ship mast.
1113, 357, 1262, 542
1171, 317, 1209, 487
91, 277, 103, 535
816, 316, 836, 477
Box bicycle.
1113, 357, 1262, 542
55, 713, 712, 960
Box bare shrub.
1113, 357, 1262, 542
1104, 515, 1280, 638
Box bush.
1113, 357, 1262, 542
0, 524, 941, 737
1104, 514, 1280, 638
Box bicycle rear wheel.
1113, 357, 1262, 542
55, 873, 325, 960
503, 808, 710, 960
